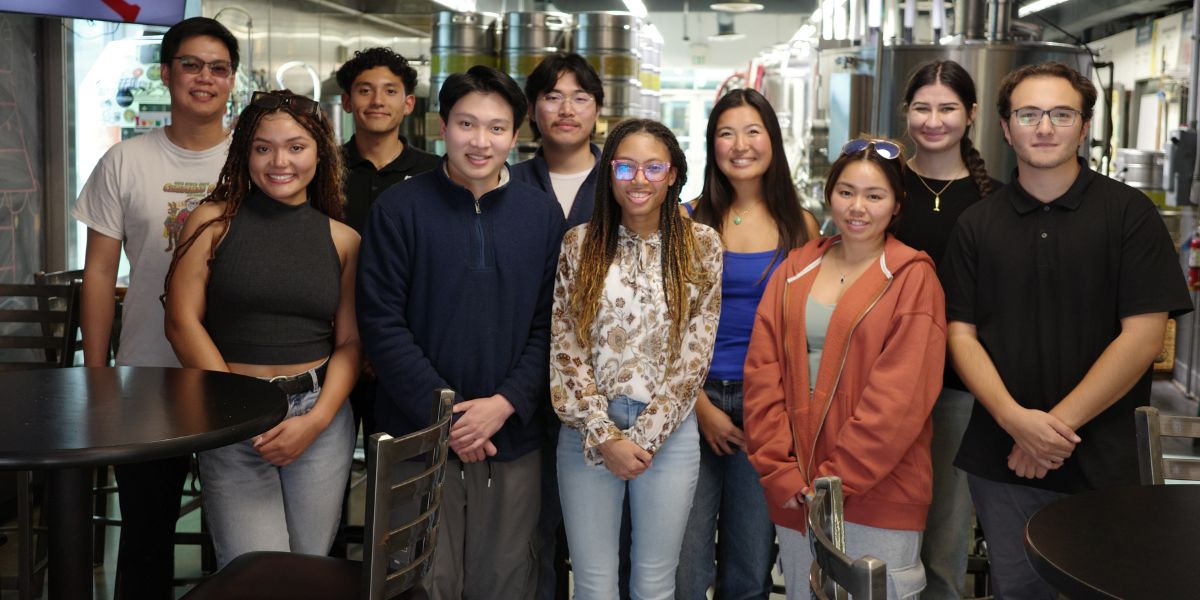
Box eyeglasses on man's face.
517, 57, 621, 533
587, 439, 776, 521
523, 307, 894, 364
173, 56, 234, 78
250, 91, 322, 117
541, 92, 596, 109
841, 138, 902, 160
1010, 107, 1082, 127
611, 160, 672, 182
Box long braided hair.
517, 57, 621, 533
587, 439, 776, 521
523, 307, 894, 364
570, 119, 706, 360
902, 60, 993, 199
691, 89, 812, 281
162, 89, 346, 303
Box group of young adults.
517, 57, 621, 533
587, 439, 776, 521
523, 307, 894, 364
70, 14, 1190, 600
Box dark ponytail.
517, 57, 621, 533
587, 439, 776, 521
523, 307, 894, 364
959, 134, 993, 198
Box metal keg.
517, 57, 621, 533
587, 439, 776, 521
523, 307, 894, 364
430, 11, 499, 112
573, 12, 642, 118
501, 12, 571, 92
1114, 148, 1167, 206
638, 25, 662, 119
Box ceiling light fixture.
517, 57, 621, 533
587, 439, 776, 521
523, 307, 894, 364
710, 1, 765, 12
1017, 0, 1069, 17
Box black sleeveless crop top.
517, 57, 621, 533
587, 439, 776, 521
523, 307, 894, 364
204, 191, 341, 364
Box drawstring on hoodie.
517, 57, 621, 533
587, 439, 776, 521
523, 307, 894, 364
458, 458, 494, 488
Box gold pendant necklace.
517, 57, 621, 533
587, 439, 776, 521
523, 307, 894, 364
914, 173, 955, 212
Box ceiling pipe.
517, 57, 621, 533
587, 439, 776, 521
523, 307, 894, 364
986, 0, 1013, 41
305, 0, 430, 37
955, 0, 987, 40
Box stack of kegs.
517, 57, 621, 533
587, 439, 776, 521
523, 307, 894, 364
639, 24, 663, 120
430, 11, 499, 113
501, 12, 572, 95
573, 12, 643, 118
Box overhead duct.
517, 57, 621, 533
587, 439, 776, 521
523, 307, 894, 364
955, 0, 987, 40
987, 0, 1013, 41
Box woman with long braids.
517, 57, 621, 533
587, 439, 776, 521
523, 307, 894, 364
744, 138, 945, 600
163, 89, 359, 567
676, 88, 819, 599
551, 118, 722, 599
895, 60, 1001, 600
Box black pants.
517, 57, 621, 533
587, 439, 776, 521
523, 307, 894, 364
113, 455, 190, 600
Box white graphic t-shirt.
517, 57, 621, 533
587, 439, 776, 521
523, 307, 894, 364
73, 127, 230, 367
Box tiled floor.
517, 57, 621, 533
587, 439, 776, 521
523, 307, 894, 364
2, 378, 1197, 599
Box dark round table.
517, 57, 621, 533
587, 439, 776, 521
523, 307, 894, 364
1024, 484, 1200, 599
0, 366, 286, 600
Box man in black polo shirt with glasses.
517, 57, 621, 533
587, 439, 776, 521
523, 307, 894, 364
940, 61, 1192, 599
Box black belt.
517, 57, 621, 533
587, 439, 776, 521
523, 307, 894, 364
267, 362, 327, 395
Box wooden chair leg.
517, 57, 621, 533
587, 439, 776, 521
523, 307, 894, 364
16, 471, 33, 600
93, 465, 110, 567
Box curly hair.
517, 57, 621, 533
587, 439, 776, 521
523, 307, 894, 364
162, 90, 345, 303
571, 118, 708, 360
903, 60, 994, 199
335, 47, 418, 96
691, 88, 813, 278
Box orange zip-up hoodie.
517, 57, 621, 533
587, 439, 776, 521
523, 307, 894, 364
744, 235, 946, 533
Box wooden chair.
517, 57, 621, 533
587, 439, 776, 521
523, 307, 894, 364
0, 280, 81, 599
807, 476, 887, 600
181, 388, 454, 600
1135, 406, 1200, 484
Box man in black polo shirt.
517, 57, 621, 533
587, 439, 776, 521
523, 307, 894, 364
940, 61, 1192, 599
336, 47, 440, 233
335, 47, 440, 439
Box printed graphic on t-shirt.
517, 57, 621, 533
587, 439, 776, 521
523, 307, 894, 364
162, 181, 214, 252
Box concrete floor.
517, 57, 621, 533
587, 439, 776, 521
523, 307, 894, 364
1, 378, 1196, 599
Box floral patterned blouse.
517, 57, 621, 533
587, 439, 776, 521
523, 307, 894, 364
551, 221, 723, 465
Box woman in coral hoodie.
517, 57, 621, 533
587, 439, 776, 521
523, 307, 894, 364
743, 138, 946, 600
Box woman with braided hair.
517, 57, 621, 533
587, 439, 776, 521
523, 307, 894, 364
550, 118, 722, 599
163, 89, 360, 567
895, 59, 1001, 600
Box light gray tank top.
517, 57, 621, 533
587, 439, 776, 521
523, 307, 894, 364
806, 296, 836, 391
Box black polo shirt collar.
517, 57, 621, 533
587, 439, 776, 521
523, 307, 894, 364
1007, 156, 1091, 214
342, 134, 420, 175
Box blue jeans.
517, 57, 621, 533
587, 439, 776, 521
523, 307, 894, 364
920, 388, 974, 600
676, 380, 775, 599
558, 396, 700, 600
777, 522, 925, 600
198, 384, 355, 567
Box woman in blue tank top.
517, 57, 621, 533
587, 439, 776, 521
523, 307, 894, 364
676, 88, 820, 599
162, 90, 360, 568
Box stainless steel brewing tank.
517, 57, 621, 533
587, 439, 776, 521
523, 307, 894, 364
573, 12, 642, 118
430, 11, 499, 113
501, 12, 571, 93
874, 42, 1091, 180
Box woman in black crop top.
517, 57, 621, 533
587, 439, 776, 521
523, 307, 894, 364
163, 90, 361, 568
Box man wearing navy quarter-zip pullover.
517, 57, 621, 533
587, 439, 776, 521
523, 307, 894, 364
357, 65, 565, 599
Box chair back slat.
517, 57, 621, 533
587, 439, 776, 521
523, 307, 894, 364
0, 281, 80, 369
1135, 406, 1200, 484
362, 388, 454, 600
808, 476, 887, 600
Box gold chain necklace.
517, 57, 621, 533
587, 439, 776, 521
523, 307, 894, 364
913, 173, 955, 212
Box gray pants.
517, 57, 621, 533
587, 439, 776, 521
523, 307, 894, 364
777, 522, 925, 600
920, 388, 974, 600
967, 474, 1066, 600
429, 450, 541, 600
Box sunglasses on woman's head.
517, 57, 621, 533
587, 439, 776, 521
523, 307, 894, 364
611, 160, 672, 182
841, 139, 902, 160
250, 91, 322, 117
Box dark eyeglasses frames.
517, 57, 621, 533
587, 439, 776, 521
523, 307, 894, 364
841, 139, 902, 160
250, 91, 322, 117
173, 55, 234, 78
1010, 107, 1082, 127
611, 160, 672, 182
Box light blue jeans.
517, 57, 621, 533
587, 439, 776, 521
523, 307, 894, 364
558, 396, 700, 600
198, 385, 355, 568
676, 379, 775, 599
777, 521, 926, 600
